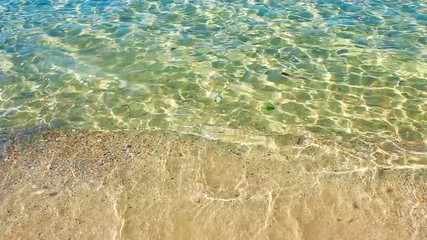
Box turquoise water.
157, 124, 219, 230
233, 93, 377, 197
0, 0, 426, 148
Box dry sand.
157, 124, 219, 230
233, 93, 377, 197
0, 129, 426, 239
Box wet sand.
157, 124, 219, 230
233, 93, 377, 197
0, 129, 426, 239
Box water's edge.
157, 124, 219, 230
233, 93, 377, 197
1, 128, 426, 239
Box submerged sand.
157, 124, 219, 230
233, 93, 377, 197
0, 129, 426, 239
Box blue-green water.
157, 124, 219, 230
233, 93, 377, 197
0, 0, 426, 148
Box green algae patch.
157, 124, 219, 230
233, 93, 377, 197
266, 105, 276, 111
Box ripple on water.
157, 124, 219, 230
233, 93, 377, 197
0, 1, 426, 162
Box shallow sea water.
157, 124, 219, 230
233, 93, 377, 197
0, 0, 426, 143
1, 130, 427, 239
0, 0, 427, 239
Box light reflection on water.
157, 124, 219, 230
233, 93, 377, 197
0, 0, 426, 149
1, 1, 427, 238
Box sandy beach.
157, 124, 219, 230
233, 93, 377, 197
1, 129, 426, 239
1, 1, 427, 239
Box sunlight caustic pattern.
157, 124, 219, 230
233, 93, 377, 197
0, 0, 426, 155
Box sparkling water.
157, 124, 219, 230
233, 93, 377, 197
0, 0, 426, 148
1, 2, 427, 238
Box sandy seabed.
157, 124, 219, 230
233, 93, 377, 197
0, 129, 426, 240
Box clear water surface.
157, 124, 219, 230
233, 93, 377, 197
0, 0, 426, 150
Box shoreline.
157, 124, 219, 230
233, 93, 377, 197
0, 128, 426, 239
